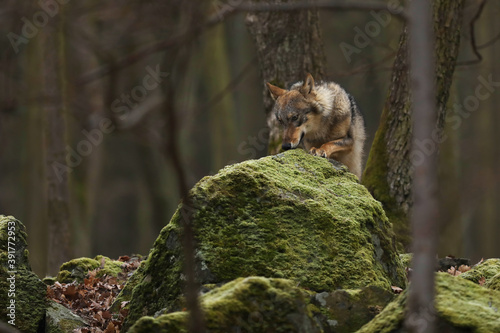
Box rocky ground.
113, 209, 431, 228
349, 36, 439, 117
1, 150, 500, 332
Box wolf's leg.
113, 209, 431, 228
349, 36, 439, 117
309, 137, 353, 158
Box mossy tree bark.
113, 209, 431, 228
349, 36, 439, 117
245, 0, 327, 154
362, 0, 465, 251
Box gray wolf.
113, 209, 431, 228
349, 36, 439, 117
267, 74, 366, 179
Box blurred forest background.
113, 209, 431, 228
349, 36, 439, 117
0, 0, 499, 277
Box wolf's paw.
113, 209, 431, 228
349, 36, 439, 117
309, 147, 327, 158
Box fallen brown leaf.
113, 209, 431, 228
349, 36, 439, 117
103, 321, 116, 333
118, 256, 130, 262
478, 276, 486, 286
458, 265, 471, 273
46, 255, 144, 333
447, 266, 459, 276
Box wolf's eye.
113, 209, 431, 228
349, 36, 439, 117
276, 116, 283, 124
291, 115, 298, 121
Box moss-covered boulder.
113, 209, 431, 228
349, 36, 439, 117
0, 215, 47, 332
123, 150, 405, 329
459, 258, 500, 285
45, 255, 124, 284
129, 276, 322, 333
357, 272, 500, 332
45, 301, 88, 333
312, 286, 395, 333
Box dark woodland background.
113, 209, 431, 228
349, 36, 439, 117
0, 0, 499, 277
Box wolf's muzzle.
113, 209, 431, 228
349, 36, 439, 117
282, 132, 304, 151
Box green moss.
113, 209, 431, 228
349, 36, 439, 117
399, 253, 412, 269
362, 112, 391, 205
357, 273, 500, 332
0, 215, 30, 270
59, 257, 99, 282
129, 277, 321, 333
54, 255, 124, 283
110, 259, 148, 312
0, 215, 46, 333
437, 272, 500, 331
123, 222, 184, 329
356, 293, 405, 333
459, 258, 500, 284
93, 255, 123, 278
124, 150, 405, 330
362, 111, 410, 252
486, 272, 500, 291
43, 276, 57, 285
56, 270, 73, 283
312, 286, 395, 333
130, 314, 186, 333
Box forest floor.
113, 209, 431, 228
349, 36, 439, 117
47, 255, 143, 333
45, 255, 484, 333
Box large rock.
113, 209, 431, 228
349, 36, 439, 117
129, 277, 322, 333
357, 272, 500, 332
0, 215, 46, 332
311, 286, 395, 333
128, 277, 396, 333
45, 301, 88, 333
123, 150, 406, 329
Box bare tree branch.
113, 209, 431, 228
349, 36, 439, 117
160, 4, 206, 329
457, 0, 487, 66
164, 72, 206, 333
78, 0, 405, 85
236, 0, 404, 15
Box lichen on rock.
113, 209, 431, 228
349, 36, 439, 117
45, 300, 88, 333
357, 272, 500, 332
123, 150, 406, 330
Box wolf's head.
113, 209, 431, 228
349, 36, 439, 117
267, 74, 319, 151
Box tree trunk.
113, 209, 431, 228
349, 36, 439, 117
41, 2, 72, 274
201, 22, 236, 171
362, 0, 465, 250
24, 16, 48, 277
245, 0, 327, 154
405, 0, 439, 331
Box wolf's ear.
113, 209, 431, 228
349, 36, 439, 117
300, 73, 315, 96
266, 83, 287, 100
